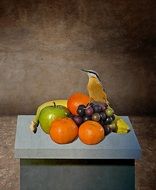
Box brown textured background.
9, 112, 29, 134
0, 0, 156, 115
0, 1, 156, 190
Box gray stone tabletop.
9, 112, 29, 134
15, 115, 141, 159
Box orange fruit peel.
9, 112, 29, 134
67, 92, 90, 115
50, 117, 78, 144
79, 120, 105, 145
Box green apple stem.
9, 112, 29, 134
29, 101, 56, 133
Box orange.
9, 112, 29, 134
67, 92, 90, 115
79, 121, 105, 145
50, 117, 78, 144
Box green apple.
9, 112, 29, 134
39, 105, 70, 134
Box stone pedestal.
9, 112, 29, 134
15, 115, 141, 190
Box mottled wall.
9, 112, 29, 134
0, 0, 155, 115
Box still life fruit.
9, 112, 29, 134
79, 121, 105, 145
50, 117, 78, 144
30, 69, 130, 145
39, 103, 69, 134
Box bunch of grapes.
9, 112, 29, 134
70, 102, 116, 136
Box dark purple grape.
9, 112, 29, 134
100, 119, 105, 126
110, 114, 115, 122
106, 115, 115, 124
100, 112, 107, 121
85, 106, 94, 116
77, 105, 86, 116
103, 125, 112, 135
92, 113, 100, 121
83, 115, 91, 122
89, 102, 95, 108
73, 116, 83, 126
92, 104, 102, 113
100, 103, 107, 111
90, 102, 100, 110
104, 117, 112, 125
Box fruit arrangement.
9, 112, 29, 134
30, 69, 130, 145
30, 92, 130, 145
